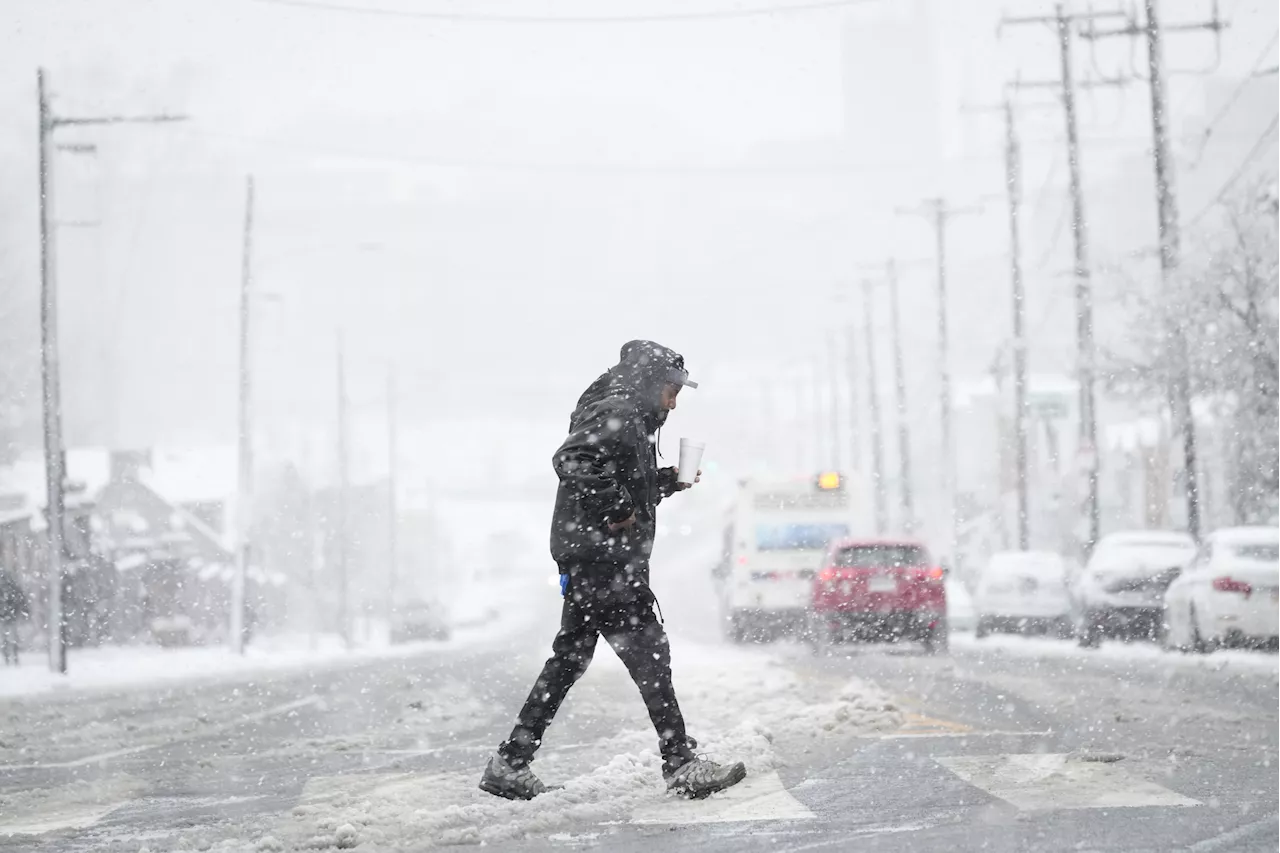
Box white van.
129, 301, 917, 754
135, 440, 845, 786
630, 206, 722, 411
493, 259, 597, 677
715, 473, 853, 643
975, 551, 1073, 638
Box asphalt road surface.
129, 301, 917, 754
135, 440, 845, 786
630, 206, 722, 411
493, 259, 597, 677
2, 621, 1276, 853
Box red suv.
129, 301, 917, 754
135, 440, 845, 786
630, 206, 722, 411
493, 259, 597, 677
807, 538, 948, 654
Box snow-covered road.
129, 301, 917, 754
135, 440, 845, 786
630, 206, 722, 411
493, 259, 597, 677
1, 621, 1276, 852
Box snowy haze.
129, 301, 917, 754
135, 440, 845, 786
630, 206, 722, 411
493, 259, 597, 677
2, 0, 1275, 463
1, 3, 1279, 852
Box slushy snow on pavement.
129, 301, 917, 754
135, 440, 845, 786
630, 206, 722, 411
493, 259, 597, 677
264, 641, 901, 851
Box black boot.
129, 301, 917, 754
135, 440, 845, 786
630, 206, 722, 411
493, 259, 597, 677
479, 752, 551, 801
663, 754, 747, 800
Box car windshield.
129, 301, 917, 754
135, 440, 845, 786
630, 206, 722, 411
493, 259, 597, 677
833, 544, 930, 568
1232, 544, 1280, 562
756, 523, 850, 552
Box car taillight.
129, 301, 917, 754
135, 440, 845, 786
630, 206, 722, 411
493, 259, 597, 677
926, 567, 945, 581
737, 556, 748, 565
817, 567, 837, 583
1212, 576, 1253, 597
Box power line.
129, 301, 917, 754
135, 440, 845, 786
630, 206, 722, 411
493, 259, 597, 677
180, 125, 1023, 176
1034, 194, 1071, 271
1185, 112, 1280, 228
1188, 33, 1278, 167
248, 0, 872, 24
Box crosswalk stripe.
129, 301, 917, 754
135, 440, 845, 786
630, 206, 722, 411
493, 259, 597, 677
936, 753, 1201, 811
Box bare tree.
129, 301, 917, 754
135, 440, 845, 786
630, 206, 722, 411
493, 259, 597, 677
1105, 181, 1279, 525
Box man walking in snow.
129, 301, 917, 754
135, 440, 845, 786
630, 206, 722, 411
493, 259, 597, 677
480, 340, 746, 801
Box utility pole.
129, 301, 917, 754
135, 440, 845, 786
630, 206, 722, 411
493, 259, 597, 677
336, 331, 351, 649
232, 176, 255, 655
1004, 100, 1031, 551
385, 366, 399, 636
860, 279, 888, 534
843, 322, 862, 478
1056, 6, 1101, 557
964, 97, 1032, 549
36, 68, 185, 674
897, 199, 982, 564
884, 260, 915, 533
37, 69, 65, 676
826, 330, 843, 473
1076, 1, 1228, 540
1002, 5, 1127, 556
810, 358, 825, 471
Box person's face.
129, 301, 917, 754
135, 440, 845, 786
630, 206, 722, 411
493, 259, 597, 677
659, 384, 681, 416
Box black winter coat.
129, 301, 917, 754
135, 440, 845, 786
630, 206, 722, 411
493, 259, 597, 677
549, 343, 690, 579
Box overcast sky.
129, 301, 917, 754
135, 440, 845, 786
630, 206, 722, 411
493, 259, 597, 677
1, 0, 1276, 491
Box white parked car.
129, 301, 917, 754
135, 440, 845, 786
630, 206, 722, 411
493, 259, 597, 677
974, 551, 1073, 638
945, 577, 977, 633
390, 600, 451, 644
1072, 530, 1196, 647
1162, 527, 1279, 653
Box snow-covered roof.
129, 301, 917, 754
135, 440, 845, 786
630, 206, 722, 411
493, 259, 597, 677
987, 550, 1066, 572
1209, 526, 1279, 546
0, 507, 33, 527
143, 445, 237, 504
1105, 417, 1163, 452
0, 444, 237, 511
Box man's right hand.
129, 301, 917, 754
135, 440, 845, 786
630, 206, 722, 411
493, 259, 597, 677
607, 511, 638, 533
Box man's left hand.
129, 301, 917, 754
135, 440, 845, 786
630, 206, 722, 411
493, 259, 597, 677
672, 468, 702, 491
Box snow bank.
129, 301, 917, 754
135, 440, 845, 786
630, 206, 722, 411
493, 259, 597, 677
0, 609, 543, 700
258, 642, 900, 851
955, 633, 1279, 674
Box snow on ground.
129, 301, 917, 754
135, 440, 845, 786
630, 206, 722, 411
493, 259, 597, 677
0, 634, 443, 699
0, 611, 543, 701
955, 632, 1279, 674
1, 568, 556, 700
256, 640, 901, 852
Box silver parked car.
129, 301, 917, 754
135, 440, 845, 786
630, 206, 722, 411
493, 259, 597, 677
390, 600, 451, 644
1072, 531, 1196, 648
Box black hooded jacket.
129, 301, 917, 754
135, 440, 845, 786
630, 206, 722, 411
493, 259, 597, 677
549, 341, 692, 575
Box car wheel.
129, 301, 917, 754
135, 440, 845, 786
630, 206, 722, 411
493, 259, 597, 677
924, 621, 949, 655
729, 615, 747, 645
1076, 611, 1102, 649
1189, 605, 1214, 654
808, 614, 836, 656
1156, 610, 1178, 652
975, 616, 990, 639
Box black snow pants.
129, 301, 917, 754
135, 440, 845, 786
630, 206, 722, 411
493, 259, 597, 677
498, 564, 694, 773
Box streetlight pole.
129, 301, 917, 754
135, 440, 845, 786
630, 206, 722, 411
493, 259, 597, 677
36, 68, 185, 673
884, 260, 915, 533
860, 279, 888, 534
385, 366, 399, 637
232, 176, 255, 655
336, 331, 350, 649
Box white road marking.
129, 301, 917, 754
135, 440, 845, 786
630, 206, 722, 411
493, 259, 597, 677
7, 696, 322, 770
630, 771, 815, 825
936, 753, 1201, 811
865, 730, 1054, 740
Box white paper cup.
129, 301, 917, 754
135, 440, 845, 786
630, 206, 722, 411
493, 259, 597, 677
677, 439, 705, 485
